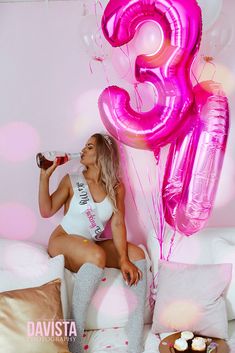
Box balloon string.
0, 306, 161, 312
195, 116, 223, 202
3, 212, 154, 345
134, 83, 144, 111
147, 166, 162, 245
130, 154, 159, 237
121, 148, 141, 221
149, 272, 158, 311
147, 169, 158, 231
95, 0, 103, 11
134, 84, 143, 112
166, 229, 176, 261
89, 59, 94, 74
191, 61, 199, 85
197, 56, 217, 82
118, 44, 136, 83
126, 43, 137, 84
155, 154, 165, 260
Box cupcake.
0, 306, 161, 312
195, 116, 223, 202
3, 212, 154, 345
181, 331, 194, 345
174, 337, 188, 352
191, 337, 206, 352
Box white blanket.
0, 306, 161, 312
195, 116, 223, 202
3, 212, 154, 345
83, 321, 235, 353
83, 324, 160, 353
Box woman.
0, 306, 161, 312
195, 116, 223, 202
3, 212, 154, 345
39, 133, 147, 353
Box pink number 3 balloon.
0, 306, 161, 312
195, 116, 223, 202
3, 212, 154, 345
98, 0, 202, 151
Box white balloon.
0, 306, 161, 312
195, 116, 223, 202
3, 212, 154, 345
134, 21, 163, 56
200, 12, 233, 58
80, 14, 110, 61
197, 0, 223, 32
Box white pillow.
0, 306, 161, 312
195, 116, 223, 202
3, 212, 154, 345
0, 254, 69, 320
0, 238, 50, 270
65, 244, 153, 330
213, 238, 235, 320
152, 260, 231, 339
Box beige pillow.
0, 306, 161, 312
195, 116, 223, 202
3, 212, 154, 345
0, 278, 70, 353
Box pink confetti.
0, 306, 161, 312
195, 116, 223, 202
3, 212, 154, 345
84, 344, 89, 350
106, 345, 112, 348
125, 340, 128, 345
101, 277, 107, 282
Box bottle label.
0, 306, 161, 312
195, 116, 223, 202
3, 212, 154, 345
70, 173, 105, 240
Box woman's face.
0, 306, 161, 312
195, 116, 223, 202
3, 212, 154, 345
80, 136, 97, 167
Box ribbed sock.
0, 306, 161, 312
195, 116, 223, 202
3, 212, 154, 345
68, 262, 104, 353
125, 259, 147, 353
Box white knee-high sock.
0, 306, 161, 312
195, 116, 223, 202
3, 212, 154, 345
125, 259, 147, 353
68, 262, 104, 353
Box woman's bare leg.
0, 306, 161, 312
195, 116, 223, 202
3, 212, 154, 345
96, 239, 145, 268
48, 225, 106, 271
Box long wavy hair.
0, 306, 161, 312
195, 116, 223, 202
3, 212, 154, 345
91, 133, 121, 212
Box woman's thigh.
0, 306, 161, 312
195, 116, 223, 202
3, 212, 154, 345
48, 226, 106, 272
96, 239, 145, 269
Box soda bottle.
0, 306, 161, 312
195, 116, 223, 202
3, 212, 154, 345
36, 151, 80, 170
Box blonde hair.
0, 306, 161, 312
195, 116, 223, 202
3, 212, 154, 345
91, 133, 121, 212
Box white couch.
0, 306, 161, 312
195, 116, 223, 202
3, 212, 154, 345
0, 227, 235, 353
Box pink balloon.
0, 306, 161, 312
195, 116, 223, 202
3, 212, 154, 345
162, 81, 229, 236
98, 0, 202, 151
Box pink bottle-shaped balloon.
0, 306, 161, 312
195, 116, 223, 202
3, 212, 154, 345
36, 151, 80, 170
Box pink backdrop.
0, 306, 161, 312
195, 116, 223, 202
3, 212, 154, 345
0, 0, 234, 246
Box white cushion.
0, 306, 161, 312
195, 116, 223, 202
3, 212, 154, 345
65, 244, 153, 330
147, 227, 235, 323
228, 320, 235, 352
0, 238, 50, 269
0, 238, 69, 319
213, 238, 235, 320
151, 260, 231, 339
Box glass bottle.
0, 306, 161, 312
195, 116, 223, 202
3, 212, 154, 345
36, 151, 80, 170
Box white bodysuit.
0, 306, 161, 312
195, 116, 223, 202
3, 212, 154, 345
60, 174, 113, 239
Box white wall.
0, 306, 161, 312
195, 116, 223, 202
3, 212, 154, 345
0, 0, 234, 246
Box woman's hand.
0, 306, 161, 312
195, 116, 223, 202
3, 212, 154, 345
40, 159, 58, 179
119, 258, 143, 286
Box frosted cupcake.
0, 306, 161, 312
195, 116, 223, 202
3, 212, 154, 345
181, 331, 194, 345
191, 337, 206, 352
173, 337, 188, 352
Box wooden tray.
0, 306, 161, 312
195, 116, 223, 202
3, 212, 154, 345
159, 332, 230, 353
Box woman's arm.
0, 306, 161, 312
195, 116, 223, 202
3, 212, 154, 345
111, 182, 128, 263
38, 160, 70, 218
111, 182, 140, 286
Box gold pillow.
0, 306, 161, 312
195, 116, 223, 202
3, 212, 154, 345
0, 278, 71, 353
